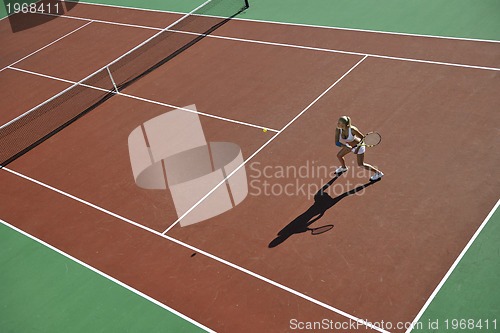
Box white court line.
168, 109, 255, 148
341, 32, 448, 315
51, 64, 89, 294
1, 165, 389, 333
0, 0, 210, 130
119, 92, 279, 132
0, 67, 100, 131
8, 66, 82, 85
3, 2, 498, 331
170, 29, 500, 72
3, 15, 495, 130
162, 55, 368, 234
0, 20, 94, 73
66, 0, 500, 44
5, 66, 279, 132
26, 11, 500, 72
0, 218, 216, 333
233, 17, 500, 45
405, 198, 500, 333
34, 11, 163, 32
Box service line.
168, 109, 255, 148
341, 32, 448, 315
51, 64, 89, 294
5, 66, 279, 133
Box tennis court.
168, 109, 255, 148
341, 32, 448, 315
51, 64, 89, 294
1, 1, 499, 332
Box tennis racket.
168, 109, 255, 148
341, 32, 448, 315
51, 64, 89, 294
358, 131, 381, 147
310, 225, 334, 235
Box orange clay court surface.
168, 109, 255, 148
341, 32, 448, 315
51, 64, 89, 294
1, 2, 499, 332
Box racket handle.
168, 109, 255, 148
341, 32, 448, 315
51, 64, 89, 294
357, 136, 365, 147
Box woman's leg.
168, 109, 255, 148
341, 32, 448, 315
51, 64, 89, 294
337, 147, 350, 168
357, 153, 381, 174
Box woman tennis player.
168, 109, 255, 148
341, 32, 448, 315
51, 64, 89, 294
335, 116, 384, 181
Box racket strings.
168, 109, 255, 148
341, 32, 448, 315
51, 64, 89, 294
363, 132, 381, 146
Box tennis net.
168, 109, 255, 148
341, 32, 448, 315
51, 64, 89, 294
0, 0, 249, 167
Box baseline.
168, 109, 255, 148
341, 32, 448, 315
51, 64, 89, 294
28, 9, 500, 71
406, 198, 500, 333
0, 166, 387, 333
66, 0, 500, 44
0, 218, 215, 333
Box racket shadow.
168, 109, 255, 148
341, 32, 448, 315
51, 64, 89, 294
268, 174, 378, 248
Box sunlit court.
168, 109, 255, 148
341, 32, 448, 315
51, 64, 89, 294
1, 1, 499, 332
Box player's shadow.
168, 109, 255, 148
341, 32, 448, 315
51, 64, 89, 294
268, 174, 378, 248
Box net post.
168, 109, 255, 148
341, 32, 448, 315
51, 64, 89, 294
244, 0, 249, 8
106, 66, 119, 93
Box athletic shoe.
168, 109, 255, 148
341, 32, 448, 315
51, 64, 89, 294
370, 172, 384, 181
335, 166, 348, 174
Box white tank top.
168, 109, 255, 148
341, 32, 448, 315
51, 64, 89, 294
339, 127, 354, 142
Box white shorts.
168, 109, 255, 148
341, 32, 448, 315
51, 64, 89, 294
351, 145, 365, 155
